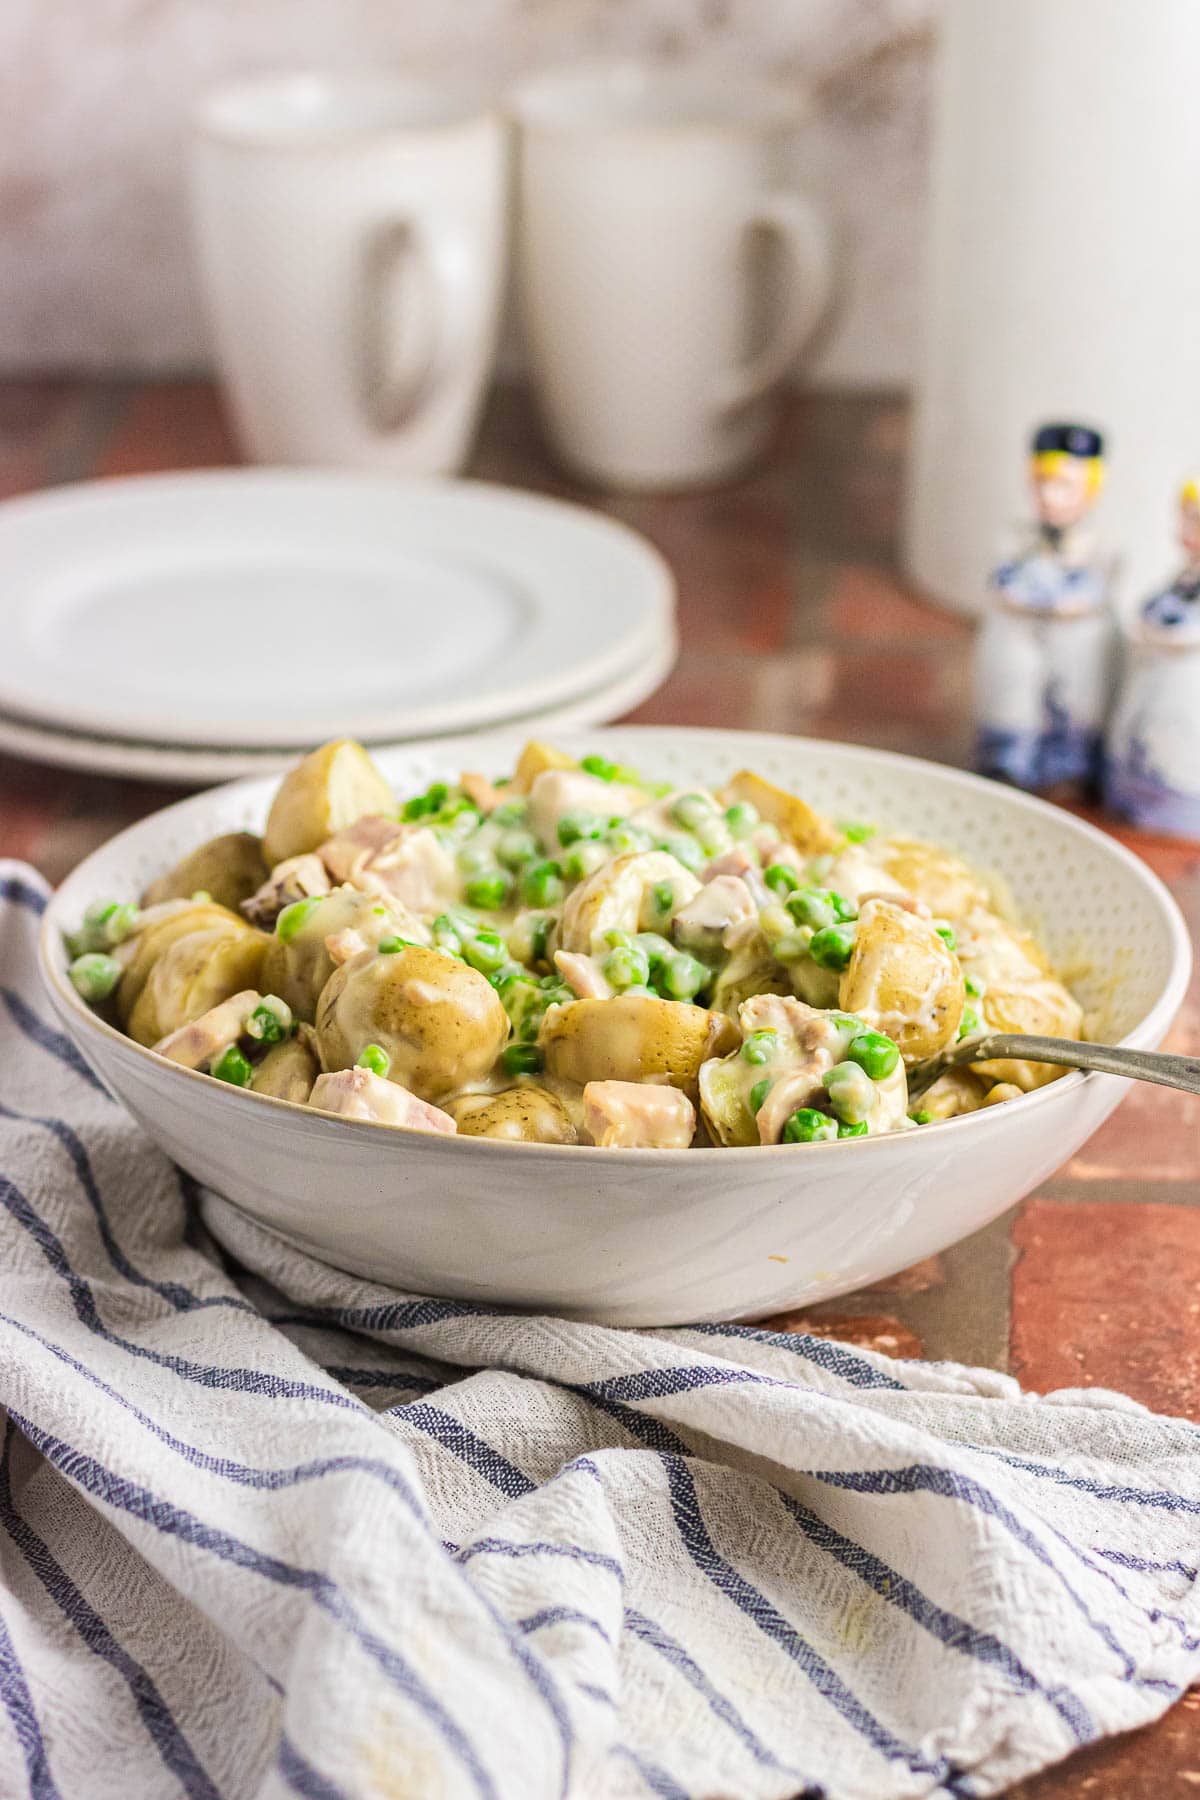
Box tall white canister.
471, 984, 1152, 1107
903, 0, 1200, 617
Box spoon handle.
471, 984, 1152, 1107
933, 1033, 1200, 1097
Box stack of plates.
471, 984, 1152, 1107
0, 470, 676, 783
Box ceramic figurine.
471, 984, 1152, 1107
1105, 479, 1200, 837
974, 422, 1118, 793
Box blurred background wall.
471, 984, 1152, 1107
0, 0, 934, 385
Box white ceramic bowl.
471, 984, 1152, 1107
41, 728, 1191, 1328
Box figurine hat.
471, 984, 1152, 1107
1032, 422, 1104, 459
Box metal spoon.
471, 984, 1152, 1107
907, 1032, 1200, 1102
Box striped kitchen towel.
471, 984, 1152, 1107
2, 859, 1199, 1800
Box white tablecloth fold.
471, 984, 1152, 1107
2, 861, 1198, 1800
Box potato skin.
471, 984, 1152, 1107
876, 837, 991, 922
260, 887, 411, 1023
315, 945, 510, 1102
141, 833, 268, 913
839, 898, 964, 1064
263, 738, 395, 866
127, 927, 270, 1046
116, 902, 250, 1028
250, 1033, 319, 1105
448, 1087, 578, 1144
539, 995, 739, 1100
721, 770, 842, 854
510, 739, 577, 794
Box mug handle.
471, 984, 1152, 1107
355, 219, 444, 434
713, 191, 833, 414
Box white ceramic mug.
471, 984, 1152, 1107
190, 74, 508, 475
510, 65, 831, 491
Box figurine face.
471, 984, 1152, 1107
1031, 455, 1095, 531
1180, 494, 1200, 563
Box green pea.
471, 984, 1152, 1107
356, 1043, 391, 1078
604, 945, 651, 990
490, 798, 528, 827
659, 834, 704, 873
724, 801, 759, 837
520, 860, 565, 909
783, 1107, 838, 1144
909, 1110, 933, 1126
68, 952, 121, 1003
557, 810, 604, 846
823, 1059, 878, 1125
846, 1029, 900, 1081
785, 887, 834, 930
840, 821, 876, 844
838, 1119, 870, 1137
378, 935, 418, 955
606, 823, 655, 856
958, 1006, 981, 1041
276, 896, 322, 943
494, 830, 535, 871
529, 915, 553, 965
670, 792, 713, 831
580, 754, 617, 780
465, 871, 513, 911
634, 932, 674, 970
771, 930, 812, 962
456, 841, 495, 877
696, 820, 730, 858
749, 1078, 771, 1114
463, 931, 509, 976
809, 925, 856, 971
763, 863, 799, 896
740, 1030, 777, 1065
964, 972, 985, 999
101, 902, 139, 947
502, 1042, 544, 1076
211, 1045, 253, 1088
657, 952, 707, 1002
432, 914, 464, 956
247, 998, 292, 1045
651, 879, 676, 918
401, 781, 449, 821
830, 1011, 866, 1035
935, 923, 957, 951
562, 841, 609, 882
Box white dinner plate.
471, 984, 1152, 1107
0, 620, 677, 785
0, 470, 675, 749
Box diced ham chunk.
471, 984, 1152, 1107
554, 950, 614, 1001
703, 848, 770, 909
319, 818, 457, 914
583, 1080, 695, 1149
241, 854, 331, 927
154, 991, 262, 1069
673, 875, 756, 950
461, 771, 507, 814
309, 1068, 456, 1134
527, 769, 641, 850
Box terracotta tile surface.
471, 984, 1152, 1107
1011, 1200, 1200, 1418
1, 380, 1196, 1794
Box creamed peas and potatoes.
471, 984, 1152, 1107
64, 737, 1084, 1149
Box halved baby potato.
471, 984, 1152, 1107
141, 832, 269, 914
315, 944, 509, 1102
448, 1087, 578, 1144
839, 898, 964, 1064
127, 926, 270, 1046
263, 738, 395, 867
720, 770, 843, 855
539, 994, 738, 1100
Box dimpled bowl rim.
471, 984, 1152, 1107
40, 727, 1193, 1164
